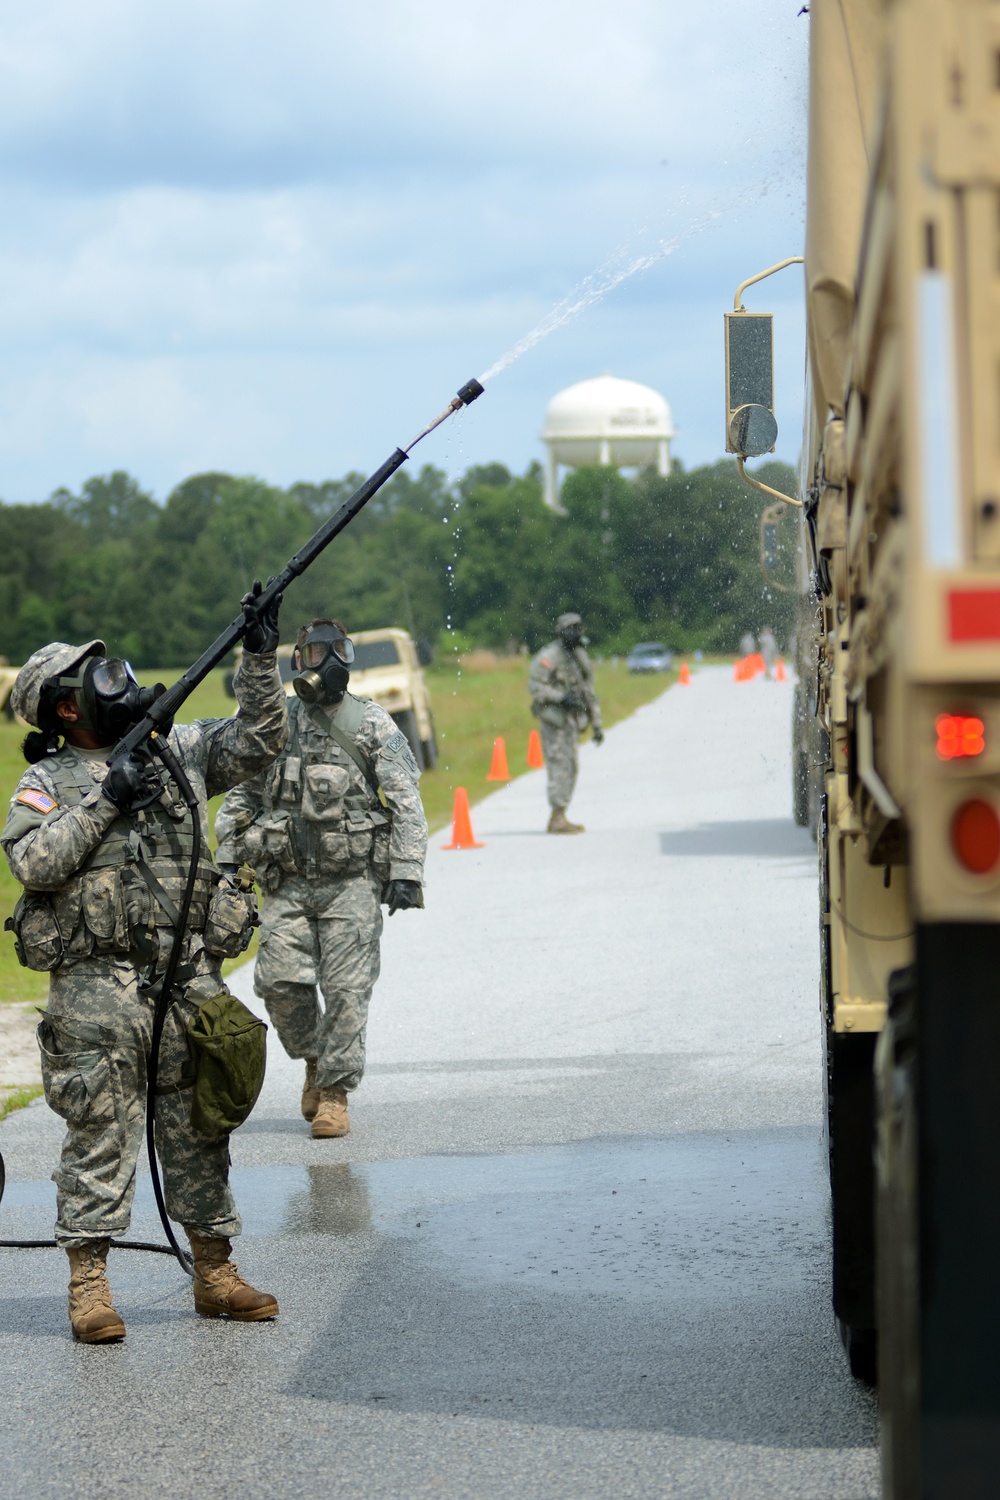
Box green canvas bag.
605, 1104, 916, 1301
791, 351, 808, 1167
186, 993, 267, 1137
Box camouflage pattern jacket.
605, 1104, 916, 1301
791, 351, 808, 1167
215, 691, 427, 893
528, 640, 602, 732
1, 650, 287, 968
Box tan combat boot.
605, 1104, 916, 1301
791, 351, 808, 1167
301, 1059, 320, 1121
66, 1240, 126, 1344
547, 807, 585, 834
185, 1230, 279, 1321
311, 1085, 350, 1139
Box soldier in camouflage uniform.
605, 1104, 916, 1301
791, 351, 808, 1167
528, 612, 603, 834
1, 589, 287, 1344
216, 617, 427, 1140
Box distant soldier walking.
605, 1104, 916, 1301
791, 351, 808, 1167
216, 617, 427, 1140
529, 612, 603, 834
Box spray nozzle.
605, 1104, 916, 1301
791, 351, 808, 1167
404, 376, 487, 454
456, 378, 484, 406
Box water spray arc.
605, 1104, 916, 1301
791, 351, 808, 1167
0, 375, 485, 1269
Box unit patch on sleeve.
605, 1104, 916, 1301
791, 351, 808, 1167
16, 788, 57, 815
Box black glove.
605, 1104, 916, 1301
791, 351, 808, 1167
102, 752, 161, 812
241, 577, 283, 654
384, 879, 422, 916
561, 690, 585, 711
592, 727, 604, 745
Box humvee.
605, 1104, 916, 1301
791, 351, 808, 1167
0, 660, 19, 720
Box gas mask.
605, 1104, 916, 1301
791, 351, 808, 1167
559, 625, 584, 651
56, 657, 165, 744
292, 626, 355, 705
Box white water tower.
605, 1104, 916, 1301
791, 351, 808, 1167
541, 374, 676, 509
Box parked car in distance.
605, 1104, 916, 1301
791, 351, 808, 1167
626, 642, 674, 674
224, 626, 438, 771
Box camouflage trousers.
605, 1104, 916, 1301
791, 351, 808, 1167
539, 720, 580, 811
253, 871, 383, 1091
40, 948, 241, 1249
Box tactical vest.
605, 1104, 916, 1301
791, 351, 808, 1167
532, 643, 591, 730
240, 695, 389, 888
11, 750, 220, 969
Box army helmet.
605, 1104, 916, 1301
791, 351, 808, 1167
11, 640, 105, 728
556, 612, 583, 632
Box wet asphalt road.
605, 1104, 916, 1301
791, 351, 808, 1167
0, 666, 878, 1498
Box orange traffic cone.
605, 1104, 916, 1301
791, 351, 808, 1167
679, 662, 691, 685
750, 652, 765, 677
486, 736, 510, 781
775, 658, 787, 682
734, 659, 746, 682
527, 729, 544, 768
442, 787, 484, 849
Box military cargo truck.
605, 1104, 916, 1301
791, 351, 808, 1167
727, 1, 1000, 1490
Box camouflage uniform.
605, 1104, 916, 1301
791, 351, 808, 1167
1, 650, 287, 1249
528, 639, 602, 811
215, 692, 427, 1091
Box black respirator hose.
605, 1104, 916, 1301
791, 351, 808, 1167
141, 734, 199, 1276
0, 734, 199, 1273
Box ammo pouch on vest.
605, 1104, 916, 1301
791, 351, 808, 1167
242, 812, 296, 877
536, 702, 567, 728
186, 993, 267, 1137
6, 891, 66, 972
202, 871, 259, 958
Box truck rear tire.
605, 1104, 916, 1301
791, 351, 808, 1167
392, 709, 425, 772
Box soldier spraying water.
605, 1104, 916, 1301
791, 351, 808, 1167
1, 587, 286, 1342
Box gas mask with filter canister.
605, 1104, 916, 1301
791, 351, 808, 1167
56, 657, 168, 745
292, 624, 355, 705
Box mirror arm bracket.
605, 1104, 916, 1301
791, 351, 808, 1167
733, 255, 805, 312
737, 455, 802, 508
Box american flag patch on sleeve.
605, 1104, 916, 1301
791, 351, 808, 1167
16, 788, 57, 814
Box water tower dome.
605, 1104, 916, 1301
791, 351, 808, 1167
541, 374, 676, 508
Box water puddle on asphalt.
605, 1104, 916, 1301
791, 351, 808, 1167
2, 1131, 828, 1302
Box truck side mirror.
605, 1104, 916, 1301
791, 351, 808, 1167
725, 311, 777, 458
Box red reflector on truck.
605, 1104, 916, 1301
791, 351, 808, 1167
949, 589, 1000, 641
951, 799, 1000, 875
936, 714, 986, 760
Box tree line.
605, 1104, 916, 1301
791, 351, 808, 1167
0, 458, 799, 668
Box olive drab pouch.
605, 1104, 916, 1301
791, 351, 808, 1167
186, 993, 267, 1137
5, 891, 65, 971
301, 763, 350, 823
202, 869, 259, 958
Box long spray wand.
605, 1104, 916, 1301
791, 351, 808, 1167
109, 376, 485, 766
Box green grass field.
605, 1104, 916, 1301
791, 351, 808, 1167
0, 655, 675, 1005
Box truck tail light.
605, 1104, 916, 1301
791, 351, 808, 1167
951, 798, 1000, 875
936, 713, 985, 760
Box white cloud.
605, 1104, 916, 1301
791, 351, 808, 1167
0, 0, 808, 498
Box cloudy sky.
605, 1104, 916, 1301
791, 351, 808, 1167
0, 1, 809, 501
